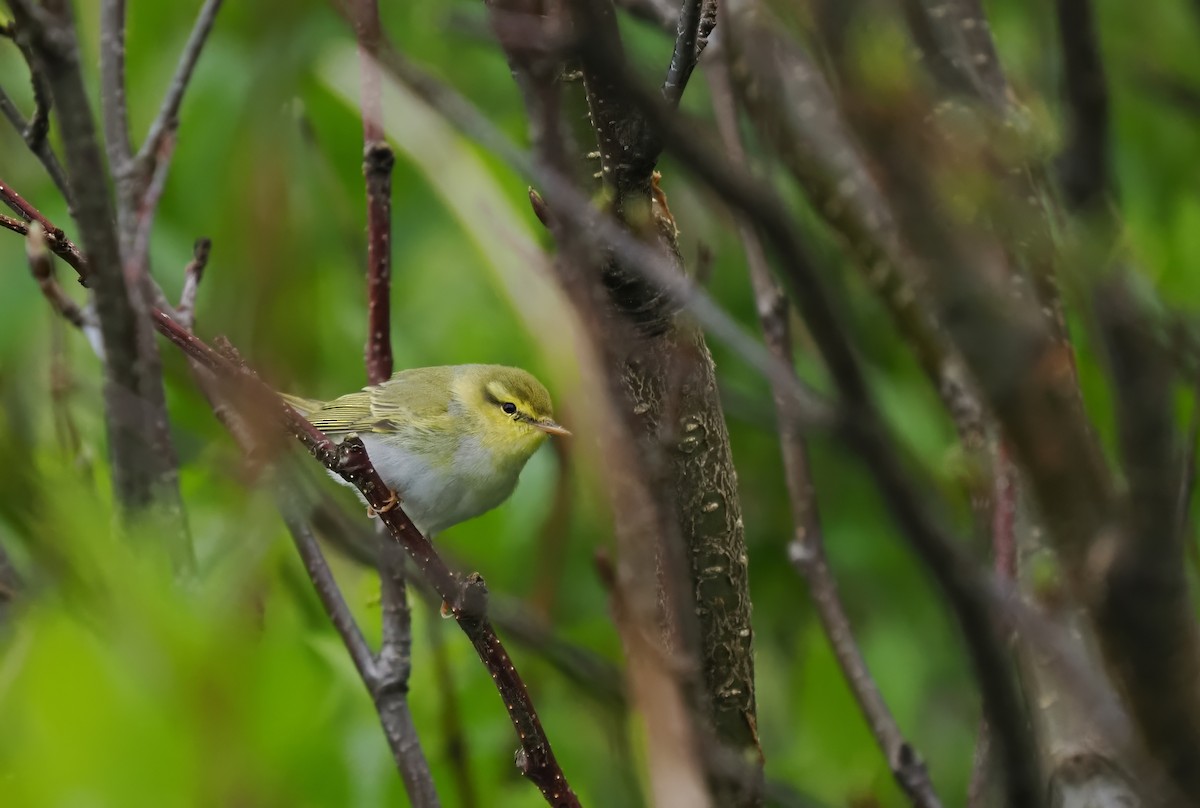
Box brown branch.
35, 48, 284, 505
362, 141, 395, 383
25, 221, 88, 329
150, 310, 580, 808
711, 64, 943, 808
0, 176, 86, 276
346, 3, 436, 801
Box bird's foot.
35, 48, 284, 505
366, 489, 400, 518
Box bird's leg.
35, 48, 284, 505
366, 488, 400, 518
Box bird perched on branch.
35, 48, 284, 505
284, 365, 569, 536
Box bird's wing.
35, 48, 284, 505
304, 368, 454, 437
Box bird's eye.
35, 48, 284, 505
502, 402, 517, 415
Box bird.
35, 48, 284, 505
283, 364, 569, 536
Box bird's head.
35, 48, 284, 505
455, 365, 569, 458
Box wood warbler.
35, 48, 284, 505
284, 365, 568, 535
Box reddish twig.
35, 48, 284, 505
150, 310, 581, 808
176, 238, 211, 330
362, 141, 395, 383
0, 176, 87, 278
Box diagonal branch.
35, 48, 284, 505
150, 310, 580, 808
0, 177, 86, 276
132, 0, 224, 190
0, 78, 74, 206
25, 221, 89, 330
661, 0, 703, 106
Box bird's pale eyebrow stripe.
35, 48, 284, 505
484, 382, 512, 403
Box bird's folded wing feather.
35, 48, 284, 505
297, 369, 455, 437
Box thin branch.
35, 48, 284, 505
0, 80, 74, 206
133, 0, 224, 184
1054, 0, 1113, 210
662, 0, 702, 106
25, 221, 88, 329
0, 176, 86, 276
99, 0, 133, 171
362, 141, 395, 383
427, 610, 479, 808
150, 310, 581, 808
711, 64, 943, 808
349, 2, 434, 800
280, 497, 378, 683
176, 237, 211, 330
1095, 279, 1200, 801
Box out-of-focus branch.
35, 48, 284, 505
720, 0, 987, 448
426, 611, 478, 808
1095, 281, 1200, 802
131, 0, 224, 192
0, 76, 73, 206
662, 0, 714, 107
710, 65, 943, 808
7, 2, 189, 560
151, 310, 580, 808
1054, 0, 1112, 212
901, 0, 1010, 109
99, 0, 133, 172
25, 221, 89, 330
176, 238, 211, 330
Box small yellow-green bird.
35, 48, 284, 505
285, 365, 569, 536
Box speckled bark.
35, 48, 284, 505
615, 325, 759, 774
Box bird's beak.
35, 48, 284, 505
533, 419, 571, 437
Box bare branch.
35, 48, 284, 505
1054, 0, 1113, 210
662, 0, 702, 107
0, 78, 74, 206
25, 221, 88, 329
176, 237, 211, 330
280, 497, 378, 683
99, 0, 133, 170
363, 141, 395, 383
133, 0, 224, 184
901, 0, 1010, 109
0, 176, 86, 276
1095, 280, 1200, 800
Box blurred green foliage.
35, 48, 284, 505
1, 0, 1199, 806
